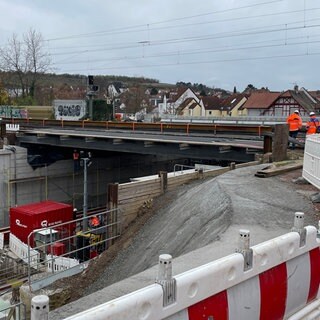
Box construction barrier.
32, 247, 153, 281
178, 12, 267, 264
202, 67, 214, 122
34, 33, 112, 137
0, 232, 4, 250
60, 213, 320, 320
5, 124, 20, 131
9, 234, 39, 269
8, 233, 80, 274
303, 134, 320, 189
45, 255, 79, 272
166, 249, 319, 320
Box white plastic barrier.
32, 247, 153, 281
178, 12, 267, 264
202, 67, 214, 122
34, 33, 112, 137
302, 134, 320, 188
46, 255, 79, 272
9, 233, 39, 268
0, 232, 4, 250
63, 226, 320, 320
5, 124, 20, 131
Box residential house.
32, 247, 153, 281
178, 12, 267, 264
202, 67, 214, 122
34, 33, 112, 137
239, 90, 280, 116
309, 90, 320, 104
157, 87, 200, 115
201, 96, 221, 117
156, 93, 170, 115
219, 94, 248, 117
148, 93, 163, 109
176, 98, 202, 116
107, 82, 127, 98
241, 86, 320, 117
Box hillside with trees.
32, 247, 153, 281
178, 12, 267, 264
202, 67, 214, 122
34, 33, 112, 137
176, 81, 231, 98
0, 70, 165, 106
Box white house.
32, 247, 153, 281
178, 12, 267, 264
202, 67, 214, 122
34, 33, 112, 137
157, 87, 201, 115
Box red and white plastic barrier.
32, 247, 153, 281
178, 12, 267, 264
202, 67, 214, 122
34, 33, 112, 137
61, 224, 320, 320
169, 248, 320, 320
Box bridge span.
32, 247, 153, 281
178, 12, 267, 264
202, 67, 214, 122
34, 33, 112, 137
16, 127, 264, 162
3, 118, 279, 163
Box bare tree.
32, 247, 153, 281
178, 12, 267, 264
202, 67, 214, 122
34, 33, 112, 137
0, 81, 9, 104
120, 85, 152, 114
24, 29, 51, 97
0, 29, 51, 99
0, 33, 27, 98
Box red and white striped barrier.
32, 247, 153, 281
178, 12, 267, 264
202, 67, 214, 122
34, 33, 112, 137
170, 248, 320, 319
61, 223, 320, 320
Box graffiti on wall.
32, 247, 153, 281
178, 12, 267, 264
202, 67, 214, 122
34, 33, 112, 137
0, 106, 28, 118
54, 100, 86, 120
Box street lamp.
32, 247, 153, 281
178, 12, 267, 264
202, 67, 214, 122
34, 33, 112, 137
81, 151, 92, 231
112, 93, 115, 121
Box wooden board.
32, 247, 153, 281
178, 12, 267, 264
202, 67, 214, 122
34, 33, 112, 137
255, 161, 303, 178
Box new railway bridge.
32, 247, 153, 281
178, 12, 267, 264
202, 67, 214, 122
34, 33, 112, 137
1, 118, 289, 164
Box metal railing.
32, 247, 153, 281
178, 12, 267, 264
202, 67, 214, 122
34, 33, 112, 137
6, 208, 121, 292
173, 164, 196, 176
0, 301, 26, 320
160, 114, 310, 125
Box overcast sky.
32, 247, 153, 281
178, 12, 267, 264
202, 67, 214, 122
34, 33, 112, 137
1, 0, 319, 92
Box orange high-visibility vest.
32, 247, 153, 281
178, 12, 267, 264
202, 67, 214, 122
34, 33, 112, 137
286, 113, 302, 132
73, 152, 79, 160
306, 116, 319, 135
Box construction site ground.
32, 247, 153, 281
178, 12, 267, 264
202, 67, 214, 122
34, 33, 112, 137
50, 151, 320, 319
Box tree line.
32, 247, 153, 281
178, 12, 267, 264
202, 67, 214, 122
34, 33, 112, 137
0, 29, 257, 112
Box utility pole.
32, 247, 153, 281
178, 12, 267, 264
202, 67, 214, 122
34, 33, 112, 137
82, 157, 88, 231
88, 93, 93, 120
81, 153, 92, 231
87, 75, 98, 120
112, 95, 115, 121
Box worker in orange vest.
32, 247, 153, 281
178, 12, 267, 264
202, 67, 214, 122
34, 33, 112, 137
286, 110, 302, 149
89, 216, 100, 228
73, 149, 80, 172
306, 112, 319, 135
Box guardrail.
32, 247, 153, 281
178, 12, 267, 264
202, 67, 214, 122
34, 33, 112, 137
2, 117, 274, 137
159, 115, 310, 125
44, 212, 320, 320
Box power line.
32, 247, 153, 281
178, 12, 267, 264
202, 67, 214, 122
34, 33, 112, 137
48, 7, 320, 51
60, 51, 320, 74
50, 19, 320, 74
45, 0, 284, 42
54, 37, 320, 67
47, 8, 320, 50
50, 20, 320, 58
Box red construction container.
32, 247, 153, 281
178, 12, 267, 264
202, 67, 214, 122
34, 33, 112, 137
10, 200, 74, 245
90, 250, 98, 259
52, 242, 66, 256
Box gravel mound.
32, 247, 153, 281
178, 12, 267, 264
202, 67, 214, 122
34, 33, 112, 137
85, 164, 317, 295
